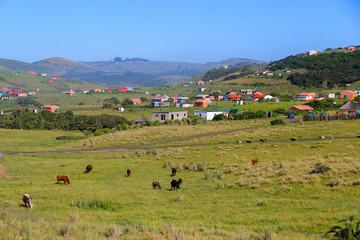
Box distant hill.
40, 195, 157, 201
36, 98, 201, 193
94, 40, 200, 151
0, 57, 265, 87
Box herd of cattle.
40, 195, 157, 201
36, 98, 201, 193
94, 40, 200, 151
22, 165, 183, 209
237, 135, 351, 144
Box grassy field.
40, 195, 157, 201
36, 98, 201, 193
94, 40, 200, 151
1, 120, 360, 239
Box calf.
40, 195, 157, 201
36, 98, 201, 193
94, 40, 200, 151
246, 141, 252, 144
171, 168, 177, 177
252, 158, 258, 166
319, 136, 325, 140
56, 175, 70, 185
259, 139, 267, 143
290, 138, 296, 141
237, 141, 242, 144
171, 178, 182, 190
127, 169, 131, 177
85, 164, 93, 173
152, 181, 161, 189
23, 194, 33, 208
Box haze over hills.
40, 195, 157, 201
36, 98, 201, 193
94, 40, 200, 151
0, 57, 266, 87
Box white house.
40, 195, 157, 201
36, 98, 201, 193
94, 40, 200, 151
194, 110, 224, 120
307, 50, 319, 56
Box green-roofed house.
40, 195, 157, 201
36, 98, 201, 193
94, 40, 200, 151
0, 92, 11, 100
215, 108, 243, 118
151, 111, 188, 122
240, 89, 253, 95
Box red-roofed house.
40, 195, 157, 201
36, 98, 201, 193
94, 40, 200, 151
287, 105, 313, 112
105, 89, 113, 93
132, 98, 142, 105
13, 91, 27, 97
117, 88, 128, 92
94, 89, 102, 93
28, 71, 36, 75
197, 81, 205, 85
47, 79, 54, 83
341, 90, 357, 100
195, 99, 212, 107
294, 93, 315, 101
43, 105, 59, 112
228, 94, 241, 101
65, 91, 75, 96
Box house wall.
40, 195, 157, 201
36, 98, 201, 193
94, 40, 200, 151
194, 111, 223, 120
341, 92, 356, 100
151, 112, 187, 122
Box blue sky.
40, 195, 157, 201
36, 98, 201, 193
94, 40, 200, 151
0, 0, 359, 63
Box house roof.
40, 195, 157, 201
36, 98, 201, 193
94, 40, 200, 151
339, 101, 360, 110
0, 93, 11, 97
253, 88, 261, 92
299, 92, 315, 96
227, 88, 236, 92
215, 108, 243, 113
228, 94, 241, 98
180, 100, 193, 104
287, 105, 314, 110
252, 93, 266, 98
341, 90, 356, 94
314, 93, 326, 98
135, 114, 149, 123
195, 99, 211, 102
43, 105, 58, 108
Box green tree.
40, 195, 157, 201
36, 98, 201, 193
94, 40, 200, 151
121, 98, 134, 107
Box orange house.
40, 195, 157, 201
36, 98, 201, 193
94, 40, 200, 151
194, 99, 212, 107
347, 46, 355, 52
27, 71, 36, 75
197, 81, 205, 85
94, 89, 102, 93
132, 98, 142, 105
341, 90, 357, 100
42, 105, 59, 112
65, 91, 75, 96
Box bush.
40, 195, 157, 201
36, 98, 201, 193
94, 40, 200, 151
94, 130, 104, 136
270, 119, 285, 125
310, 163, 331, 174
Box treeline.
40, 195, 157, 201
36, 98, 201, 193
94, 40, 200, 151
0, 109, 128, 131
270, 51, 360, 88
113, 57, 150, 62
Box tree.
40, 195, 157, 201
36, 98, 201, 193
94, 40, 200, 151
104, 97, 120, 105
121, 98, 134, 107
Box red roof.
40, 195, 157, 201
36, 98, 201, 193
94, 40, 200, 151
43, 105, 58, 108
341, 90, 356, 94
252, 93, 266, 98
228, 94, 241, 99
117, 88, 127, 92
288, 105, 313, 110
105, 89, 113, 92
195, 99, 211, 102
299, 92, 314, 96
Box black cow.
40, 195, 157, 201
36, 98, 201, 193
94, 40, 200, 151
171, 178, 182, 190
171, 168, 177, 176
85, 164, 93, 173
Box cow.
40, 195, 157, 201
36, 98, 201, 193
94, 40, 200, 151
259, 139, 267, 143
171, 168, 177, 177
237, 141, 242, 144
152, 181, 161, 189
246, 141, 252, 144
319, 136, 325, 140
85, 164, 93, 173
357, 136, 360, 139
252, 158, 258, 166
23, 194, 33, 208
290, 138, 296, 141
56, 175, 70, 184
171, 178, 182, 190
127, 169, 131, 177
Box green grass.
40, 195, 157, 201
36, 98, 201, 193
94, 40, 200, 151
1, 120, 360, 239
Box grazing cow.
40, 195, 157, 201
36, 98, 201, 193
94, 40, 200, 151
246, 141, 252, 144
127, 169, 131, 177
259, 139, 267, 143
171, 168, 177, 176
237, 141, 242, 144
23, 194, 33, 208
252, 158, 258, 166
319, 136, 325, 140
290, 138, 296, 141
56, 175, 70, 184
331, 137, 334, 139
171, 178, 182, 190
85, 164, 93, 173
357, 136, 360, 139
152, 181, 161, 189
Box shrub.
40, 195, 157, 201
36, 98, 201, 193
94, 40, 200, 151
104, 226, 123, 238
270, 119, 285, 125
310, 163, 331, 174
94, 130, 104, 136
87, 199, 112, 210
325, 216, 360, 240
58, 223, 72, 237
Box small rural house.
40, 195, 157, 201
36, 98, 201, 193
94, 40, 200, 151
27, 71, 36, 75
294, 93, 315, 101
284, 68, 291, 73
194, 110, 224, 120
307, 50, 319, 55
252, 88, 261, 94
262, 70, 273, 76
47, 79, 54, 83
197, 81, 205, 85
132, 98, 142, 105
339, 101, 359, 114
341, 90, 357, 100
240, 89, 253, 95
13, 91, 27, 97
347, 46, 356, 52
179, 100, 193, 108
226, 88, 237, 95
2, 87, 21, 92
127, 88, 135, 93
215, 108, 243, 118
94, 89, 102, 93
324, 93, 336, 99
194, 99, 212, 107
151, 111, 188, 122
209, 95, 224, 101
195, 87, 207, 92
65, 91, 75, 96
195, 94, 210, 100
153, 94, 169, 101
228, 94, 241, 101
255, 70, 262, 76
287, 105, 314, 112
42, 105, 59, 112
0, 92, 11, 100
134, 114, 149, 124
105, 89, 113, 93
117, 88, 128, 92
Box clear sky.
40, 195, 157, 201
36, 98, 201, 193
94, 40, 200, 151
0, 0, 359, 63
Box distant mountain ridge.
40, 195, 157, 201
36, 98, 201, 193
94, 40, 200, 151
0, 57, 266, 87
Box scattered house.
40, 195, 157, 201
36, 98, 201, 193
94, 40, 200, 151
105, 89, 113, 93
39, 73, 47, 77
209, 95, 224, 101
47, 79, 54, 83
294, 92, 316, 101
178, 97, 189, 102
94, 89, 102, 93
276, 73, 282, 77
255, 70, 263, 76
134, 114, 149, 124
194, 99, 212, 107
42, 105, 59, 112
127, 88, 135, 93
324, 93, 336, 98
28, 92, 36, 95
151, 96, 170, 107
49, 77, 57, 80
341, 90, 357, 100
13, 91, 27, 97
0, 92, 11, 100
347, 46, 356, 52
154, 94, 169, 101
197, 81, 205, 85
240, 89, 253, 95
287, 105, 314, 112
194, 110, 224, 120
151, 111, 188, 122
215, 108, 244, 118
117, 88, 128, 92
181, 83, 189, 87
179, 100, 193, 108
314, 93, 326, 100
2, 87, 21, 92
27, 71, 36, 75
195, 87, 207, 92
132, 98, 142, 105
307, 50, 319, 56
346, 84, 351, 87
228, 94, 241, 101
263, 70, 273, 76
252, 88, 261, 94
226, 88, 237, 95
252, 93, 267, 100
195, 94, 210, 100
339, 101, 359, 114
169, 97, 179, 102
65, 91, 75, 96
187, 81, 194, 85
284, 68, 291, 73
83, 90, 89, 94
35, 88, 40, 92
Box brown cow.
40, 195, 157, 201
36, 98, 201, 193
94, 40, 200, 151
170, 168, 177, 176
252, 158, 258, 166
56, 175, 70, 184
23, 194, 33, 208
127, 169, 131, 177
246, 141, 252, 144
290, 138, 296, 141
152, 181, 161, 189
85, 164, 93, 173
259, 139, 267, 142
